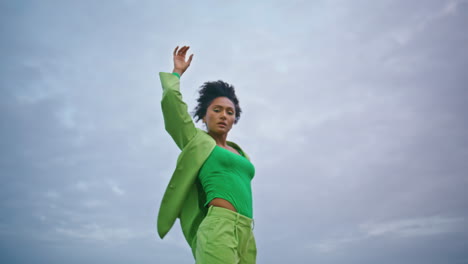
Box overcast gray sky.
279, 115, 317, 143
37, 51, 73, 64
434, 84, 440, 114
1, 0, 468, 263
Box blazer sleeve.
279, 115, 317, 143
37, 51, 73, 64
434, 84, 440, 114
159, 72, 197, 150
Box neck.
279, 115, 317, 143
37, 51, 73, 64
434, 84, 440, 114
207, 131, 229, 147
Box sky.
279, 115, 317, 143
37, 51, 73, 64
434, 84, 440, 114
1, 0, 467, 263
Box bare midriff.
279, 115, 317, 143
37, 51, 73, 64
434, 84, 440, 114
208, 198, 237, 213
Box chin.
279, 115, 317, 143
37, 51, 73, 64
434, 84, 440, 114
211, 128, 230, 134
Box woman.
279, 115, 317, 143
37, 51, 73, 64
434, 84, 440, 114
156, 45, 257, 263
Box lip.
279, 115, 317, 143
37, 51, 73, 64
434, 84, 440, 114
217, 122, 227, 127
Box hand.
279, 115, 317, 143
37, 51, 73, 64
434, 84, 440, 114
173, 46, 194, 76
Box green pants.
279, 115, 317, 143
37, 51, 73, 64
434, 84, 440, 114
193, 205, 257, 263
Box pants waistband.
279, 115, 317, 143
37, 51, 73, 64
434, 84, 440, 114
206, 205, 255, 230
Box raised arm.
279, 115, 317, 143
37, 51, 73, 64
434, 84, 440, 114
159, 46, 197, 150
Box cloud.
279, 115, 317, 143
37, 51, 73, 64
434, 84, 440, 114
75, 181, 90, 192
44, 190, 60, 199
307, 215, 467, 254
81, 199, 107, 208
442, 0, 467, 15
55, 223, 144, 243
55, 104, 77, 129
309, 236, 363, 253
108, 180, 125, 196
360, 215, 467, 238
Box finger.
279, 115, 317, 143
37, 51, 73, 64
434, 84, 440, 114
187, 53, 194, 64
179, 46, 188, 56
177, 46, 185, 53
173, 46, 179, 56
183, 46, 190, 55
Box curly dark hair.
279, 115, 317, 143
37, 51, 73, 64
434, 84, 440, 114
192, 80, 242, 124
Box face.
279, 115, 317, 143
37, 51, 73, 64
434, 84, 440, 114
203, 97, 236, 135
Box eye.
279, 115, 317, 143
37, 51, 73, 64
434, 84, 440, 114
228, 111, 234, 115
213, 108, 220, 112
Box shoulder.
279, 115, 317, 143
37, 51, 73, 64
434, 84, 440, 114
227, 141, 250, 160
184, 128, 216, 151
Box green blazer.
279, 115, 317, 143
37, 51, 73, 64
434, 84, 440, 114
157, 72, 251, 256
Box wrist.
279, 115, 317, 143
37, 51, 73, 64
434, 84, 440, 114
172, 68, 183, 76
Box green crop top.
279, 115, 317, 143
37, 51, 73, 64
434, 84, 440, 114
198, 145, 256, 218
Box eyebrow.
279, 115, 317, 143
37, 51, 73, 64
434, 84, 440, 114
212, 105, 234, 110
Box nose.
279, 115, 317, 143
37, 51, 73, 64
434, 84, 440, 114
220, 111, 227, 119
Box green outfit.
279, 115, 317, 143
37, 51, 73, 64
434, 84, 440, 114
196, 206, 256, 263
199, 145, 255, 218
157, 72, 256, 262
